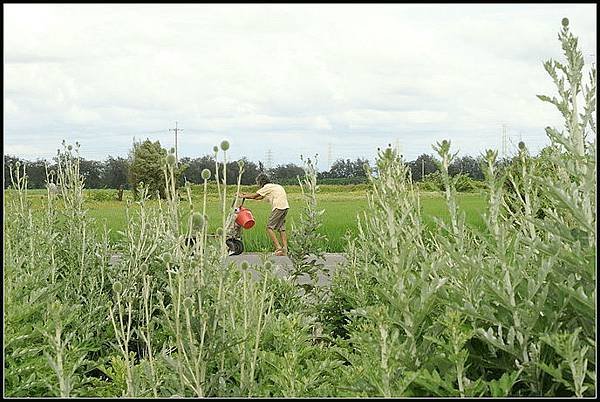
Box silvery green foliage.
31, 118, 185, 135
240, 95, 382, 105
4, 145, 117, 397
323, 19, 595, 397
288, 155, 328, 293
3, 18, 595, 398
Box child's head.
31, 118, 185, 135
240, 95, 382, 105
255, 173, 271, 188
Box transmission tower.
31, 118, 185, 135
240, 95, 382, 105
266, 149, 273, 170
394, 138, 401, 155
501, 124, 508, 159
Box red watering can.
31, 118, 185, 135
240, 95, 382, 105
235, 199, 255, 229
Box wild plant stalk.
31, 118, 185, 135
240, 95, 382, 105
220, 141, 229, 255
108, 283, 135, 397
139, 275, 158, 398
287, 155, 327, 291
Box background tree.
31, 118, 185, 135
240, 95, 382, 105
269, 163, 305, 184
408, 154, 440, 181
128, 139, 168, 199
448, 155, 484, 180
79, 158, 105, 188
102, 156, 130, 189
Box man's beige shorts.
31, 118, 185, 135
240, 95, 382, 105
267, 208, 289, 231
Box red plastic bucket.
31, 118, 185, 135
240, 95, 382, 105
235, 207, 255, 229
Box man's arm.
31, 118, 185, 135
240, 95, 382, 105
238, 192, 265, 200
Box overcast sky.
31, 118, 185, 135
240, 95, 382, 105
4, 3, 597, 170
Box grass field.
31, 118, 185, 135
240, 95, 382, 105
7, 185, 487, 252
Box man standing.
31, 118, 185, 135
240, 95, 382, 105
238, 173, 289, 256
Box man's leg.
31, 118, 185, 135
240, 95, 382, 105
266, 227, 282, 251
280, 230, 288, 254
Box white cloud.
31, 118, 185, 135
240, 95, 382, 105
3, 4, 596, 167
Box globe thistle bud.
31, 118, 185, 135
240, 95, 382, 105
562, 17, 569, 27
201, 168, 211, 180
112, 281, 123, 294
166, 154, 177, 166
163, 253, 172, 264
518, 141, 526, 150
170, 147, 175, 154
15, 161, 20, 168
241, 261, 249, 271
220, 140, 230, 151
183, 297, 193, 309
264, 261, 273, 270
213, 145, 219, 153
216, 227, 223, 236
192, 212, 204, 229
50, 170, 56, 176
67, 144, 73, 151
237, 160, 245, 169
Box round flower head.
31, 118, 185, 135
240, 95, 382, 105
192, 212, 204, 229
213, 145, 219, 153
183, 297, 193, 309
112, 281, 123, 294
67, 145, 73, 151
220, 140, 230, 151
518, 141, 526, 150
15, 161, 20, 168
264, 261, 273, 270
201, 168, 211, 180
166, 154, 177, 166
238, 160, 245, 169
241, 261, 249, 271
163, 252, 172, 264
216, 227, 223, 236
562, 17, 569, 27
50, 169, 56, 176
170, 147, 175, 154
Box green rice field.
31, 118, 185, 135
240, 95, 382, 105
7, 185, 487, 252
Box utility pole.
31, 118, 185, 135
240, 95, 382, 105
421, 159, 425, 180
327, 143, 332, 170
169, 121, 183, 165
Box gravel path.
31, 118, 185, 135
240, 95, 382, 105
227, 253, 347, 286
110, 253, 347, 287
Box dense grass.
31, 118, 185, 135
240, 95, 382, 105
11, 186, 487, 252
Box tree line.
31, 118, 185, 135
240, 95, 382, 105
3, 138, 507, 190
